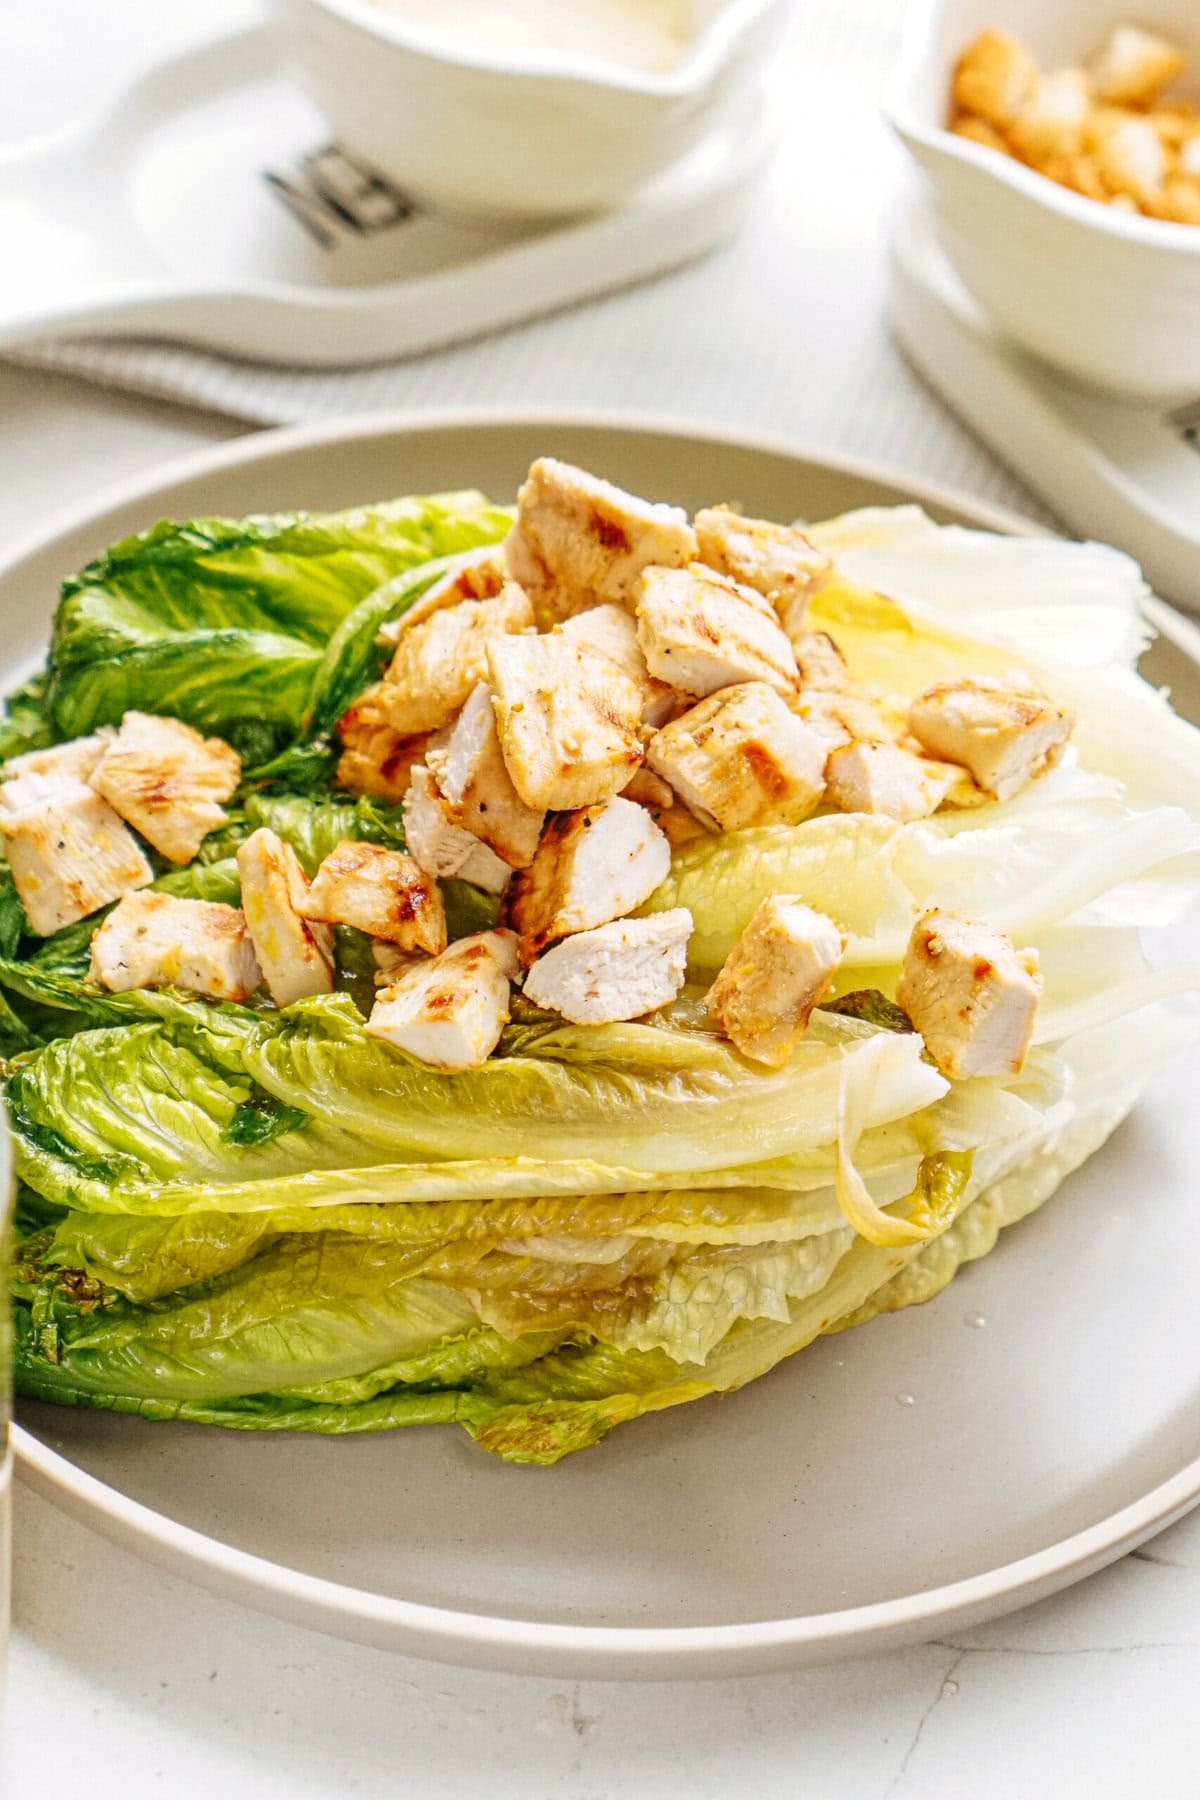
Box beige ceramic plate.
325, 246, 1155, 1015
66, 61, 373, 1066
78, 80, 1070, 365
9, 412, 1200, 1678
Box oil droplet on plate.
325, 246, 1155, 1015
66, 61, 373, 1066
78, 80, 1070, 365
964, 1311, 987, 1329
895, 1392, 915, 1407
941, 1678, 959, 1696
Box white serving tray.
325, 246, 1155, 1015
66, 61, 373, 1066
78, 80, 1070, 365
0, 28, 773, 368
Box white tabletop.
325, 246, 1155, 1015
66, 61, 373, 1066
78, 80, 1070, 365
5, 7, 1200, 1795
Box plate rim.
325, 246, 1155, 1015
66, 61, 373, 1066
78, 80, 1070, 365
9, 404, 1200, 1677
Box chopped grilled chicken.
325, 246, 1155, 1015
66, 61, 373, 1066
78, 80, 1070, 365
367, 929, 519, 1070
2, 731, 113, 789
504, 795, 671, 962
522, 908, 692, 1024
560, 602, 678, 726
796, 689, 893, 754
694, 507, 831, 613
425, 683, 544, 868
635, 565, 799, 699
0, 776, 152, 937
951, 28, 1039, 130
825, 741, 956, 822
90, 711, 241, 864
235, 826, 335, 1007
907, 678, 1075, 802
376, 583, 534, 736
788, 629, 853, 692
896, 910, 1041, 1080
706, 896, 845, 1067
487, 635, 644, 811
646, 682, 827, 831
621, 765, 677, 811
299, 839, 447, 952
1090, 24, 1185, 107
377, 546, 505, 642
505, 457, 697, 621
372, 942, 420, 987
89, 890, 261, 1001
402, 764, 512, 894
337, 691, 433, 805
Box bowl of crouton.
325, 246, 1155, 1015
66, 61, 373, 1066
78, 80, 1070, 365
885, 0, 1200, 403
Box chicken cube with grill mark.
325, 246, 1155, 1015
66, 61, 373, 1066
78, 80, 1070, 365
523, 909, 692, 1025
89, 890, 261, 1002
337, 690, 434, 805
376, 583, 534, 736
560, 602, 679, 727
825, 740, 956, 823
706, 896, 845, 1067
907, 678, 1075, 802
376, 546, 505, 642
235, 826, 336, 1008
0, 776, 153, 936
635, 565, 799, 699
505, 457, 697, 622
425, 683, 544, 868
504, 795, 671, 963
2, 730, 113, 790
90, 712, 241, 865
367, 930, 519, 1070
487, 635, 644, 812
694, 507, 831, 613
896, 910, 1041, 1080
299, 839, 447, 953
795, 689, 892, 755
402, 764, 512, 894
788, 630, 854, 693
646, 682, 826, 832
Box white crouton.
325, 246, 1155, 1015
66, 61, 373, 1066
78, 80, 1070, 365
88, 890, 261, 1001
706, 896, 845, 1067
1090, 25, 1185, 108
1008, 68, 1091, 166
951, 29, 1039, 129
90, 712, 241, 865
646, 683, 827, 832
235, 827, 335, 1008
504, 795, 671, 962
825, 741, 956, 822
376, 584, 534, 736
560, 602, 678, 726
337, 691, 433, 805
635, 565, 799, 700
377, 546, 505, 642
487, 636, 644, 812
907, 678, 1075, 802
367, 929, 519, 1071
1182, 136, 1200, 179
522, 909, 692, 1024
299, 840, 447, 952
505, 457, 697, 619
425, 683, 544, 868
0, 777, 153, 937
788, 630, 854, 692
402, 764, 512, 894
896, 910, 1041, 1079
2, 731, 113, 790
953, 114, 1010, 153
694, 507, 831, 613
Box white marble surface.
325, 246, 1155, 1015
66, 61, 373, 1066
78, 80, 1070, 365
4, 5, 1200, 1792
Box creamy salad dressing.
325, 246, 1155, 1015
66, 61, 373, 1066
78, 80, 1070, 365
365, 0, 697, 73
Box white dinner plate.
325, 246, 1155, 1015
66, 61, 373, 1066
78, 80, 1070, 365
9, 411, 1200, 1679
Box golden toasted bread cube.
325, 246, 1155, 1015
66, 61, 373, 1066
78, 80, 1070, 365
951, 29, 1039, 130
1090, 25, 1185, 109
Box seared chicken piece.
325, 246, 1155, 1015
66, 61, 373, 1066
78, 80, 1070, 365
694, 507, 830, 614
425, 683, 544, 868
299, 840, 447, 953
635, 565, 799, 699
621, 766, 677, 811
504, 796, 671, 962
795, 689, 891, 754
235, 826, 335, 1007
907, 678, 1075, 802
402, 764, 512, 894
0, 776, 152, 937
825, 741, 956, 822
952, 28, 1039, 129
560, 602, 678, 727
371, 942, 420, 987
377, 546, 505, 642
337, 691, 433, 805
787, 630, 853, 691
523, 908, 692, 1024
646, 683, 827, 831
367, 929, 519, 1071
706, 896, 845, 1067
88, 890, 261, 1001
505, 457, 696, 620
1090, 24, 1185, 107
376, 583, 534, 736
2, 731, 113, 789
90, 711, 241, 865
896, 910, 1041, 1080
487, 636, 644, 811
